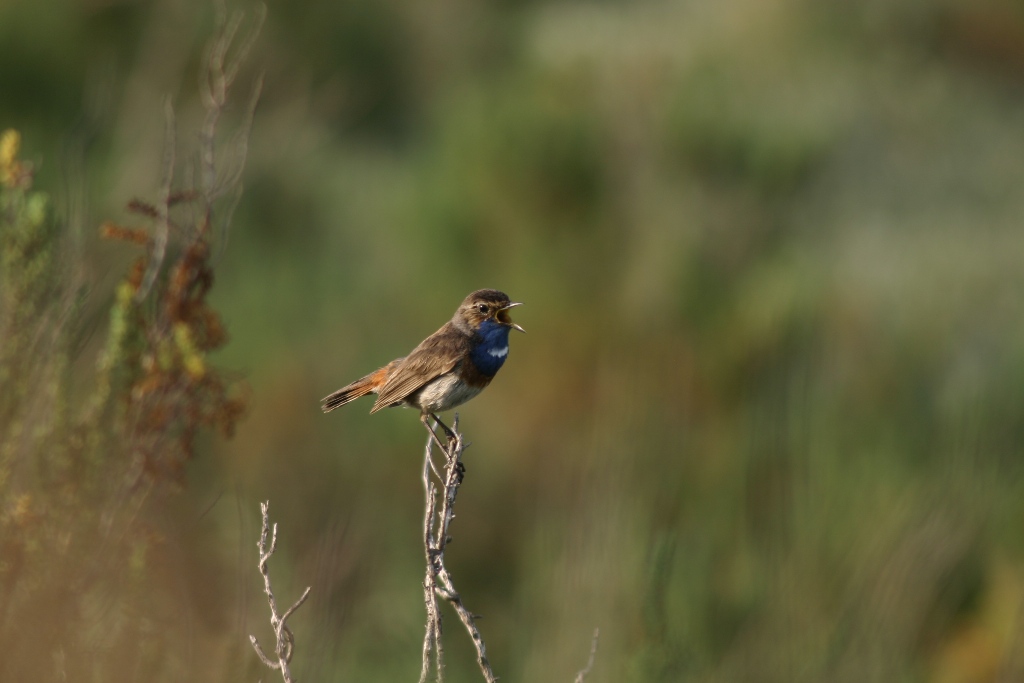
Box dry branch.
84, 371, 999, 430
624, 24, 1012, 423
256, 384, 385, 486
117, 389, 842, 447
574, 628, 600, 683
420, 414, 497, 683
250, 501, 311, 683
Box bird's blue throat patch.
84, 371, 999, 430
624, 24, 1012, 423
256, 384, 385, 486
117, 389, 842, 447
470, 319, 511, 377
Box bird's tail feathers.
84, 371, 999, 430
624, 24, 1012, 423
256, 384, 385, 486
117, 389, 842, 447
321, 374, 378, 413
321, 361, 400, 413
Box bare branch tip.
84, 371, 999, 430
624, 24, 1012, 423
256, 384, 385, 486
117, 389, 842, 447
281, 586, 312, 624
573, 628, 600, 683
250, 635, 278, 669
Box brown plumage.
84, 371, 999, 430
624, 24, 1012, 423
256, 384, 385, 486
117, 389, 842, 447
321, 289, 525, 451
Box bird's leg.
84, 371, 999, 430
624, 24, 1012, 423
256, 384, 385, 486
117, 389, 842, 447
420, 413, 451, 467
429, 413, 465, 474
429, 413, 459, 447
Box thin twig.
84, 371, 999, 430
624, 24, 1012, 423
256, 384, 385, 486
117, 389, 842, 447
421, 414, 498, 683
213, 70, 263, 260
249, 501, 311, 683
574, 628, 600, 683
197, 2, 265, 244
134, 98, 174, 303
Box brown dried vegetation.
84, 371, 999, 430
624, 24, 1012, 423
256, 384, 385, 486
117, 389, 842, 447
0, 8, 261, 679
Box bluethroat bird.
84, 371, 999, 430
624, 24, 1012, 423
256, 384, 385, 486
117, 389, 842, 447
321, 289, 524, 452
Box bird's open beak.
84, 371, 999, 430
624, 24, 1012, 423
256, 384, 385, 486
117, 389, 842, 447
497, 302, 525, 333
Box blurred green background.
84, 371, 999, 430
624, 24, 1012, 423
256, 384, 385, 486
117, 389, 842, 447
4, 0, 1024, 681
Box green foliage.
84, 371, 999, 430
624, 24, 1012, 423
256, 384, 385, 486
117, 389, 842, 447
0, 131, 52, 386
668, 62, 837, 197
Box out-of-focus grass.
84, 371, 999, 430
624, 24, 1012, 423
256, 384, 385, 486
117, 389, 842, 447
4, 0, 1024, 681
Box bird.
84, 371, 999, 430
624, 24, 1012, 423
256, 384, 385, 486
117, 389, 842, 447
321, 289, 524, 453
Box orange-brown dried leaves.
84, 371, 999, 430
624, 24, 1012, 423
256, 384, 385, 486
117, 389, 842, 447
126, 199, 160, 219
127, 257, 148, 293
166, 241, 213, 328
103, 201, 247, 485
100, 221, 152, 247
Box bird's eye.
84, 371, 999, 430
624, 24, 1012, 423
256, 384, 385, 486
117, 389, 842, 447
477, 303, 488, 314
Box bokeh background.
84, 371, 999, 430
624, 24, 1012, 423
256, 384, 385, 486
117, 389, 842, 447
3, 0, 1024, 681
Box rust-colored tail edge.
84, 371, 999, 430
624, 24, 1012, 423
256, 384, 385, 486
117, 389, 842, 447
321, 361, 399, 413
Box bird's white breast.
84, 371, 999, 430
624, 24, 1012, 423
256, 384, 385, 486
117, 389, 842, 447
488, 346, 508, 358
415, 373, 484, 413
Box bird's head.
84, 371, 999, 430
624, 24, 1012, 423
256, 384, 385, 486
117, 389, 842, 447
455, 289, 525, 334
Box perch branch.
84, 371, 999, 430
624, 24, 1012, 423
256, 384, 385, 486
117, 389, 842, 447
421, 414, 497, 683
420, 466, 442, 683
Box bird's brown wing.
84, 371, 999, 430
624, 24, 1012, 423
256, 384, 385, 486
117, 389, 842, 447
369, 322, 468, 413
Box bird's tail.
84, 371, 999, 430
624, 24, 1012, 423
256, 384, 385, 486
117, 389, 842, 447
320, 360, 400, 413
321, 374, 378, 412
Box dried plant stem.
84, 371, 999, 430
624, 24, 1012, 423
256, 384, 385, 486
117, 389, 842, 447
420, 477, 441, 683
574, 628, 600, 683
134, 98, 174, 303
249, 501, 311, 683
421, 414, 497, 683
199, 2, 265, 206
